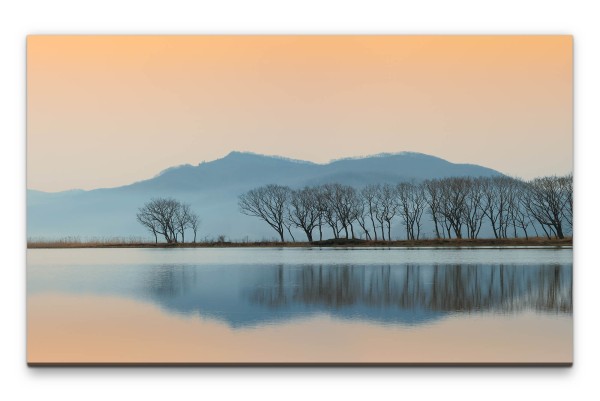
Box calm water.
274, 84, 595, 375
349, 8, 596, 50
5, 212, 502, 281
27, 247, 572, 364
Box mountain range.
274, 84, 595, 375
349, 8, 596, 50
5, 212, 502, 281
27, 151, 503, 240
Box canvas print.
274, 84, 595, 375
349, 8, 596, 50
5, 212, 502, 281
26, 35, 573, 365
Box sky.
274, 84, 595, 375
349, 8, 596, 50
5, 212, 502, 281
27, 35, 572, 192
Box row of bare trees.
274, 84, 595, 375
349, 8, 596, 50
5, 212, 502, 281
238, 175, 572, 242
136, 198, 200, 243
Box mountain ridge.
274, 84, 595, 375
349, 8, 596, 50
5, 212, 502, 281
27, 151, 504, 240
28, 150, 502, 194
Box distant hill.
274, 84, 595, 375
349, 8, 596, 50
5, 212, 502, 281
27, 151, 503, 240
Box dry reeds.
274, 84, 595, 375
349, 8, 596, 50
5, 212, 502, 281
26, 236, 572, 249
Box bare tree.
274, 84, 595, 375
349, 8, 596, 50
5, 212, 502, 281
396, 182, 427, 240
501, 179, 520, 239
441, 214, 453, 239
558, 174, 573, 232
411, 184, 427, 240
239, 184, 290, 242
481, 177, 516, 239
361, 184, 381, 240
461, 178, 486, 239
340, 185, 360, 239
320, 184, 342, 239
287, 187, 320, 242
524, 176, 568, 239
424, 179, 443, 239
354, 195, 372, 240
346, 187, 365, 239
188, 212, 200, 243
438, 178, 469, 239
237, 174, 573, 242
511, 180, 533, 239
136, 198, 187, 243
323, 184, 358, 239
376, 184, 397, 241
283, 219, 296, 242
314, 186, 328, 241
136, 209, 160, 243
174, 202, 192, 243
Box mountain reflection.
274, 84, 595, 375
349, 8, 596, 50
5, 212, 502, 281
141, 263, 571, 327
248, 264, 572, 314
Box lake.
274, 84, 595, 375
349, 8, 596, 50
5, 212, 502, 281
27, 247, 573, 364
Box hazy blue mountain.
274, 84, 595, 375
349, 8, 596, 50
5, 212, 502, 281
27, 151, 503, 240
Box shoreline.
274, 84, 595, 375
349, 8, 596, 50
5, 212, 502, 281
27, 237, 573, 249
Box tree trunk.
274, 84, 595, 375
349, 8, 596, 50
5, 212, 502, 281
304, 229, 313, 242
490, 221, 499, 239
318, 216, 323, 241
531, 221, 539, 237
370, 216, 378, 241
286, 226, 296, 242
331, 225, 338, 239
432, 215, 441, 239
540, 224, 551, 240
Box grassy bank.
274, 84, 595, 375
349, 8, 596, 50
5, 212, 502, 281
27, 237, 573, 249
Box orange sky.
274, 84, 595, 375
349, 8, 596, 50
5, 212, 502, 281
27, 35, 572, 192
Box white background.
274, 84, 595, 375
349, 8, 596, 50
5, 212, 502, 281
1, 1, 598, 400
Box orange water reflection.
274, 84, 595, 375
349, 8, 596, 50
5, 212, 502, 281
28, 294, 572, 364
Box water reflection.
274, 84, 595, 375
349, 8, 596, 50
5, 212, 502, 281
249, 264, 571, 313
142, 263, 571, 327
27, 248, 573, 363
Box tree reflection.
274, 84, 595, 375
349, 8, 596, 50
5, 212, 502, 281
248, 264, 572, 314
141, 263, 571, 327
